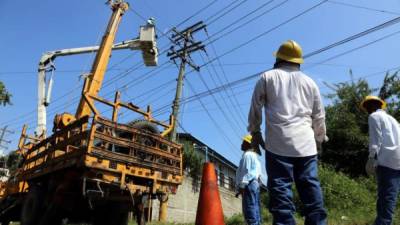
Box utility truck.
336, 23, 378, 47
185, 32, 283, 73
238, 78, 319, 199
0, 1, 182, 224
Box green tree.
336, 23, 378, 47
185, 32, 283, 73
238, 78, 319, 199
321, 70, 400, 176
0, 81, 11, 106
181, 141, 202, 182
6, 151, 22, 174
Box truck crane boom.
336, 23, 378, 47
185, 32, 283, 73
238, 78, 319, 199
36, 17, 157, 138
75, 1, 128, 120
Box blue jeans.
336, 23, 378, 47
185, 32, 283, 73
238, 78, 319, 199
242, 180, 262, 225
265, 151, 327, 225
374, 165, 400, 225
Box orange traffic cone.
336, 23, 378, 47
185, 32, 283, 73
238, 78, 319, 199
195, 162, 225, 225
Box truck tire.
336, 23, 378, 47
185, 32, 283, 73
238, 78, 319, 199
21, 185, 44, 225
129, 120, 160, 134
135, 209, 146, 225
38, 203, 63, 225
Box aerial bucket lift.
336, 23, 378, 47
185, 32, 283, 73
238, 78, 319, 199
36, 30, 158, 138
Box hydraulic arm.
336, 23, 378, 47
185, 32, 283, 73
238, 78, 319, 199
75, 1, 128, 120
36, 5, 157, 138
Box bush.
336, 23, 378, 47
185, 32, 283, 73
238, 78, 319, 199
318, 164, 376, 224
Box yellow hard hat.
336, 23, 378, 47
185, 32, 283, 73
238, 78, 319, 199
273, 40, 304, 64
360, 95, 387, 111
242, 134, 252, 144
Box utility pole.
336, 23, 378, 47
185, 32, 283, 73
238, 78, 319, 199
157, 21, 206, 222
0, 126, 13, 154
168, 21, 206, 142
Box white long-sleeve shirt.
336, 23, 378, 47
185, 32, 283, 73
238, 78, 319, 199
368, 109, 400, 170
248, 66, 326, 157
235, 151, 262, 191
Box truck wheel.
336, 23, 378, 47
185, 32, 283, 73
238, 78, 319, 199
136, 210, 146, 225
21, 185, 44, 225
38, 203, 63, 225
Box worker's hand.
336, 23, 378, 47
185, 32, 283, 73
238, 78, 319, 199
235, 188, 244, 198
365, 157, 377, 176
251, 131, 265, 151
316, 135, 328, 156
235, 188, 245, 198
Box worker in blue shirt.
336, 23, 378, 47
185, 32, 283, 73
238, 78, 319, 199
235, 134, 263, 225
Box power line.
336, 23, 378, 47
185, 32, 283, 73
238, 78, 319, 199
131, 0, 236, 60
179, 84, 253, 112
204, 33, 248, 125
304, 29, 400, 71
185, 80, 238, 152
327, 0, 400, 16
205, 0, 288, 42
199, 52, 247, 130
319, 66, 400, 92
203, 0, 242, 23
196, 62, 244, 139
195, 0, 288, 128
200, 0, 328, 69
206, 0, 249, 26
304, 15, 400, 58
174, 0, 219, 28
155, 0, 320, 90
130, 0, 219, 40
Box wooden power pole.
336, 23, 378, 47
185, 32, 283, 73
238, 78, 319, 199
158, 21, 206, 222
168, 21, 206, 142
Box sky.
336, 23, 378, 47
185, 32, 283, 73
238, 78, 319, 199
1, 0, 400, 166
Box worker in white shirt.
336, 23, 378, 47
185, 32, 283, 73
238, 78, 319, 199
360, 95, 400, 225
248, 40, 327, 225
235, 134, 263, 225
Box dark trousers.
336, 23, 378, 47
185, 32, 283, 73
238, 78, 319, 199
374, 165, 400, 225
265, 150, 327, 225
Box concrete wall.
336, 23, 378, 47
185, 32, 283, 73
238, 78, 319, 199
151, 175, 242, 223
